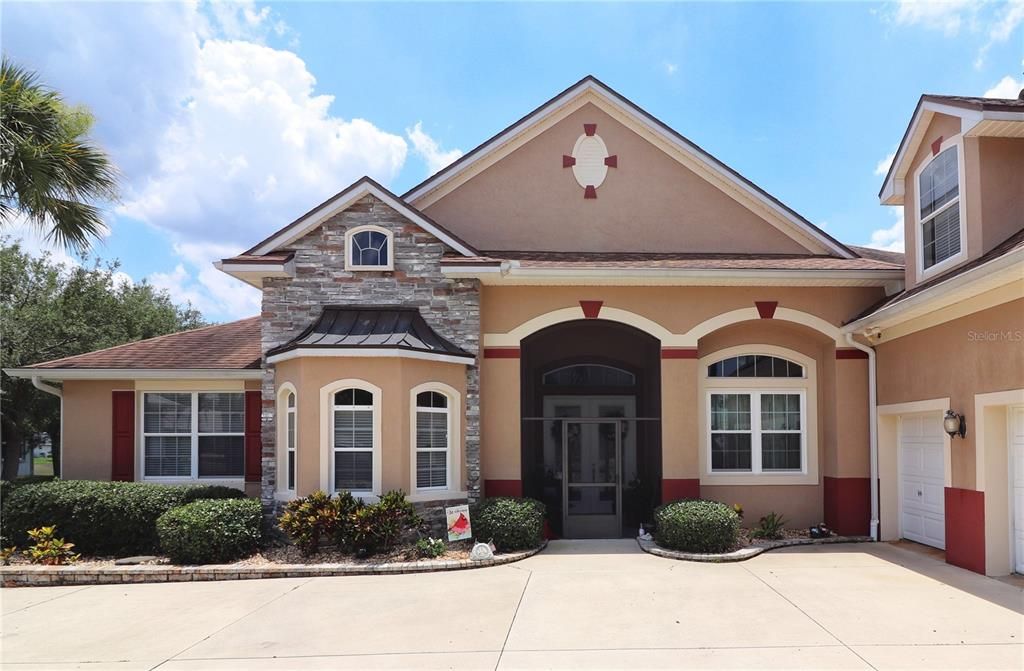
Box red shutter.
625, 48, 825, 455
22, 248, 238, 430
111, 391, 135, 481
244, 390, 263, 483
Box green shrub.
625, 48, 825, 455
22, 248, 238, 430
1, 480, 245, 556
751, 511, 787, 540
654, 499, 739, 553
470, 497, 545, 551
415, 537, 446, 558
278, 490, 418, 556
278, 490, 346, 555
349, 490, 419, 555
156, 498, 262, 564
23, 526, 80, 565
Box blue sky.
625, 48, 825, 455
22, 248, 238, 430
4, 1, 1022, 321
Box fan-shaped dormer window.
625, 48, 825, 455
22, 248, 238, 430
345, 226, 393, 271
707, 355, 803, 378
543, 364, 636, 387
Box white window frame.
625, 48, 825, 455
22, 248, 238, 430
409, 382, 461, 495
344, 224, 394, 271
276, 382, 298, 500
140, 391, 246, 482
706, 390, 807, 475
914, 135, 967, 282
319, 379, 382, 499
697, 345, 818, 486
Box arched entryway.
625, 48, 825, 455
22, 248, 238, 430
521, 320, 661, 538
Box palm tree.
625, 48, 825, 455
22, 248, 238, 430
0, 57, 118, 253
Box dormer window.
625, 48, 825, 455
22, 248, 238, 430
916, 140, 965, 275
345, 225, 393, 271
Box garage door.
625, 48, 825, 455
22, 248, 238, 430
1012, 407, 1024, 574
899, 413, 946, 549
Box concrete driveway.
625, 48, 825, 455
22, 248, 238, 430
1, 541, 1022, 670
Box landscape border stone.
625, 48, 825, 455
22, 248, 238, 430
0, 541, 546, 588
637, 535, 872, 562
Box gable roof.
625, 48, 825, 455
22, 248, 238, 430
403, 75, 855, 259
242, 177, 478, 257
6, 318, 262, 376
879, 93, 1024, 204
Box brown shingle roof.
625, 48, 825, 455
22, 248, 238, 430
24, 317, 262, 370
442, 251, 903, 271
847, 246, 906, 266
921, 94, 1024, 112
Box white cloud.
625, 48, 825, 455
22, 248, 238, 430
664, 61, 679, 76
983, 74, 1024, 99
977, 0, 1024, 67
148, 242, 261, 320
406, 122, 463, 174
865, 208, 905, 253
891, 0, 975, 36
874, 150, 897, 177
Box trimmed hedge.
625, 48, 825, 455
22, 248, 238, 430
470, 497, 545, 551
157, 498, 262, 564
1, 480, 245, 555
654, 499, 739, 553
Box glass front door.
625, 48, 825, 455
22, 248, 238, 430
563, 420, 621, 538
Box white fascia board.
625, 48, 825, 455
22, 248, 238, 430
4, 368, 266, 381
266, 348, 475, 366
215, 260, 294, 288
441, 265, 904, 285
843, 246, 1024, 333
249, 180, 476, 258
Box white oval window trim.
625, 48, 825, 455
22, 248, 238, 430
571, 134, 609, 188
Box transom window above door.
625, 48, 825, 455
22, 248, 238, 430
345, 226, 393, 271
543, 364, 636, 387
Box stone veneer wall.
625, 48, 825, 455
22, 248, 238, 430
259, 194, 481, 507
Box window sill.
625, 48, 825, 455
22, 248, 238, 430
700, 472, 817, 486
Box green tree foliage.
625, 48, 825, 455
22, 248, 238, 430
0, 57, 118, 253
0, 241, 206, 479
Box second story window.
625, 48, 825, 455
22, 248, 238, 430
918, 144, 962, 272
345, 226, 393, 271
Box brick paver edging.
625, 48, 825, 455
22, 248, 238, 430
637, 535, 872, 562
0, 541, 547, 588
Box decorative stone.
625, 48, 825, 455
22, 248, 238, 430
470, 542, 494, 561
114, 556, 157, 565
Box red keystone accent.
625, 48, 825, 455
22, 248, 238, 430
584, 185, 597, 199
580, 300, 603, 319
604, 155, 618, 168
931, 136, 944, 156
583, 123, 597, 136
755, 301, 778, 319
562, 154, 576, 168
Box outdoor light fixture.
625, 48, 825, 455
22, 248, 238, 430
943, 410, 966, 439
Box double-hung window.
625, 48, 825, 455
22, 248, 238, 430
142, 392, 245, 479
415, 391, 449, 490
709, 392, 804, 473
333, 388, 374, 492
918, 144, 962, 272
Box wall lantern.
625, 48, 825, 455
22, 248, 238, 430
943, 410, 966, 439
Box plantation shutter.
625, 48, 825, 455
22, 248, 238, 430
111, 391, 135, 481
244, 390, 262, 483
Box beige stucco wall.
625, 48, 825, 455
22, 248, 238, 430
661, 358, 698, 480
422, 102, 814, 254
977, 136, 1024, 254
876, 298, 1024, 489
700, 484, 824, 529
480, 358, 521, 481
60, 379, 133, 480
273, 356, 468, 497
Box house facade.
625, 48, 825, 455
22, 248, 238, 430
9, 78, 1023, 574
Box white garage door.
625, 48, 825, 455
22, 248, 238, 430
1011, 406, 1024, 574
899, 413, 946, 549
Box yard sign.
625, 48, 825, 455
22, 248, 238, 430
446, 504, 472, 541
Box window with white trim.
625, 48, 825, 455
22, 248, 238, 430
415, 391, 449, 490
333, 388, 374, 492
709, 391, 804, 473
918, 145, 961, 270
142, 392, 245, 479
345, 226, 392, 270
285, 391, 296, 490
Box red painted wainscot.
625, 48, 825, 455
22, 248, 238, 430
662, 478, 700, 501
823, 476, 871, 536
484, 479, 523, 498
944, 487, 985, 574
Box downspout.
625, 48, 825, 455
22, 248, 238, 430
843, 334, 879, 541
31, 376, 63, 479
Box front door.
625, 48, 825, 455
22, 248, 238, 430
563, 420, 621, 538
